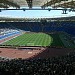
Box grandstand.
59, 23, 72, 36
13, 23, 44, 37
0, 0, 75, 75
0, 1, 75, 56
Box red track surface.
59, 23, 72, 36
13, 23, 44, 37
0, 33, 74, 59
0, 48, 42, 59
0, 47, 74, 59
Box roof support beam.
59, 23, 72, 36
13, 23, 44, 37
26, 0, 33, 9
0, 4, 8, 8
51, 0, 75, 9
0, 0, 74, 9
41, 0, 61, 8
0, 0, 20, 8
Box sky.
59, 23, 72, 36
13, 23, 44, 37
0, 7, 75, 18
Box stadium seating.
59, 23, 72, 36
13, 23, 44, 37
0, 28, 21, 40
0, 21, 75, 35
0, 51, 75, 75
0, 21, 75, 75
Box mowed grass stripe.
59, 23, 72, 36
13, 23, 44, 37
2, 33, 52, 46
43, 34, 47, 46
26, 34, 36, 43
24, 34, 36, 46
44, 35, 52, 46
39, 34, 46, 46
50, 34, 64, 47
34, 33, 45, 46
44, 35, 49, 46
18, 34, 33, 45
21, 33, 37, 46
15, 33, 36, 45
2, 34, 28, 45
9, 34, 26, 45
33, 33, 42, 46
3, 37, 20, 45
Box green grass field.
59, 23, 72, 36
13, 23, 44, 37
2, 33, 52, 46
1, 32, 75, 48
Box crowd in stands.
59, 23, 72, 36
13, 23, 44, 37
0, 51, 75, 75
0, 21, 75, 35
0, 21, 75, 75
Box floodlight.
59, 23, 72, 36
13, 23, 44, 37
48, 9, 51, 11
23, 9, 26, 11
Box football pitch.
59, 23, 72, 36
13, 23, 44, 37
2, 33, 53, 46
2, 32, 75, 48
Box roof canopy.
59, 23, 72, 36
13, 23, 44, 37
0, 0, 75, 9
0, 16, 75, 22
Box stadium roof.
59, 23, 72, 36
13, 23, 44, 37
0, 16, 75, 22
0, 0, 75, 9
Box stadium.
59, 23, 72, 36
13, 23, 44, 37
0, 0, 75, 75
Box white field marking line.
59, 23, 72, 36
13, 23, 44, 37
0, 33, 24, 44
